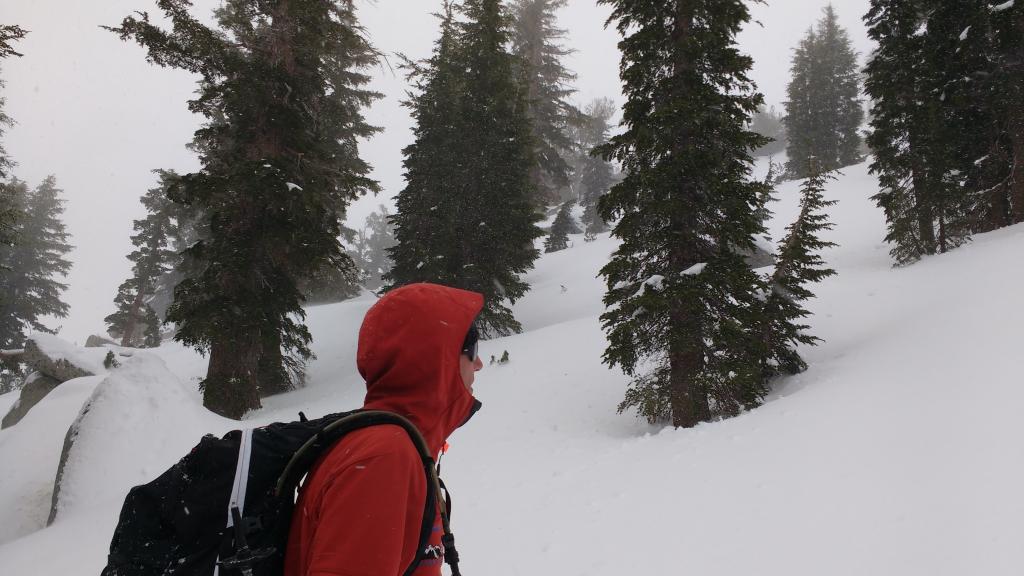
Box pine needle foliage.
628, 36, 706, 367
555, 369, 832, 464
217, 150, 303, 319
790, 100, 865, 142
761, 160, 837, 378
544, 200, 575, 253
510, 0, 577, 207
0, 25, 27, 257
864, 0, 1023, 265
346, 205, 396, 293
105, 170, 183, 348
597, 0, 772, 428
387, 0, 543, 338
0, 177, 73, 349
784, 5, 864, 178
108, 0, 380, 418
571, 98, 617, 235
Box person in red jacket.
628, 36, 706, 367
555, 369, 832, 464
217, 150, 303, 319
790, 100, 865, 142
284, 282, 484, 576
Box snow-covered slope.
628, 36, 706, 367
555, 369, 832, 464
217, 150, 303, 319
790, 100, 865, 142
0, 160, 1021, 575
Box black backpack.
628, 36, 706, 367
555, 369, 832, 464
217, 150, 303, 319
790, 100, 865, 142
100, 410, 463, 576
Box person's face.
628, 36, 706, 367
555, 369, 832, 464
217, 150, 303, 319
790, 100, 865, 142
460, 353, 483, 394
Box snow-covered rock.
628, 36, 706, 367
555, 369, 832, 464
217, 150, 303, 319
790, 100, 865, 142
1, 335, 109, 430
24, 334, 104, 382
1, 373, 61, 429
84, 335, 118, 348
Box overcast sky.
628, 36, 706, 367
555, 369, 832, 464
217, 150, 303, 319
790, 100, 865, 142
0, 0, 873, 343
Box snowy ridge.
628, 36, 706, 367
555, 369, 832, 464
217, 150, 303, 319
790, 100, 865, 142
0, 160, 1022, 574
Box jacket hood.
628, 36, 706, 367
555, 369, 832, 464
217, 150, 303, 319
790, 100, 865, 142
358, 283, 483, 454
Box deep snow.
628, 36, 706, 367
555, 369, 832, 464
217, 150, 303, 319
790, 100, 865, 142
0, 160, 1022, 575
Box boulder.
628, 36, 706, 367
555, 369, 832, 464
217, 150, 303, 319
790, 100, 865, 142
85, 334, 118, 348
22, 337, 96, 383
48, 397, 93, 526
0, 335, 104, 430
1, 372, 62, 429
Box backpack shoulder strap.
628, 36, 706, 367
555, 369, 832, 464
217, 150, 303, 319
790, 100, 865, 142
275, 410, 463, 576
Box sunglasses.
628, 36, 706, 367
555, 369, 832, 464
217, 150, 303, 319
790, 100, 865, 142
461, 323, 479, 360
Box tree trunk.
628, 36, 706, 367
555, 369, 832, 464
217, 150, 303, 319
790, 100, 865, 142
665, 1, 709, 430
257, 331, 292, 397
668, 331, 709, 429
909, 151, 936, 255
203, 333, 262, 419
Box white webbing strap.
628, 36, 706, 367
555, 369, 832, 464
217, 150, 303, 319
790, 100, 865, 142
227, 428, 254, 527
214, 427, 254, 576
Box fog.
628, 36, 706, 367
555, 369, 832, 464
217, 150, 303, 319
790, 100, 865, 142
0, 0, 872, 343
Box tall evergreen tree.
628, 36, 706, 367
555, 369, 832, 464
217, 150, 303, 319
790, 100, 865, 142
544, 200, 576, 253
148, 197, 202, 323
0, 176, 73, 348
570, 97, 617, 235
0, 25, 27, 258
785, 5, 864, 178
510, 0, 577, 207
597, 0, 772, 428
0, 24, 27, 183
864, 0, 937, 264
0, 27, 28, 391
109, 0, 380, 418
387, 0, 543, 337
346, 205, 396, 293
915, 0, 989, 247
986, 1, 1024, 224
760, 160, 837, 379
105, 170, 181, 347
0, 181, 20, 270
864, 0, 981, 264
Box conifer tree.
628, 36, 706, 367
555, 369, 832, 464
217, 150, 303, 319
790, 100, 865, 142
0, 27, 28, 390
0, 177, 73, 348
571, 97, 616, 235
346, 205, 395, 293
0, 24, 27, 183
544, 200, 575, 253
297, 258, 361, 305
864, 0, 984, 264
110, 0, 380, 418
760, 160, 837, 378
597, 0, 771, 428
750, 105, 787, 157
864, 0, 937, 264
387, 0, 542, 337
986, 1, 1024, 224
148, 199, 202, 323
915, 0, 989, 247
510, 0, 577, 207
0, 25, 27, 257
785, 5, 864, 178
105, 170, 181, 347
0, 182, 20, 268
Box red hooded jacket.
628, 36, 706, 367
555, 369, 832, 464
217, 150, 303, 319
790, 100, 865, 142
284, 283, 483, 576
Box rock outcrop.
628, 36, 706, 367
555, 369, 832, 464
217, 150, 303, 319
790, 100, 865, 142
0, 372, 62, 429
1, 335, 102, 429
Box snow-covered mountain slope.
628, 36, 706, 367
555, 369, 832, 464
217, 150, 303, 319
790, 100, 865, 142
0, 160, 1021, 575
